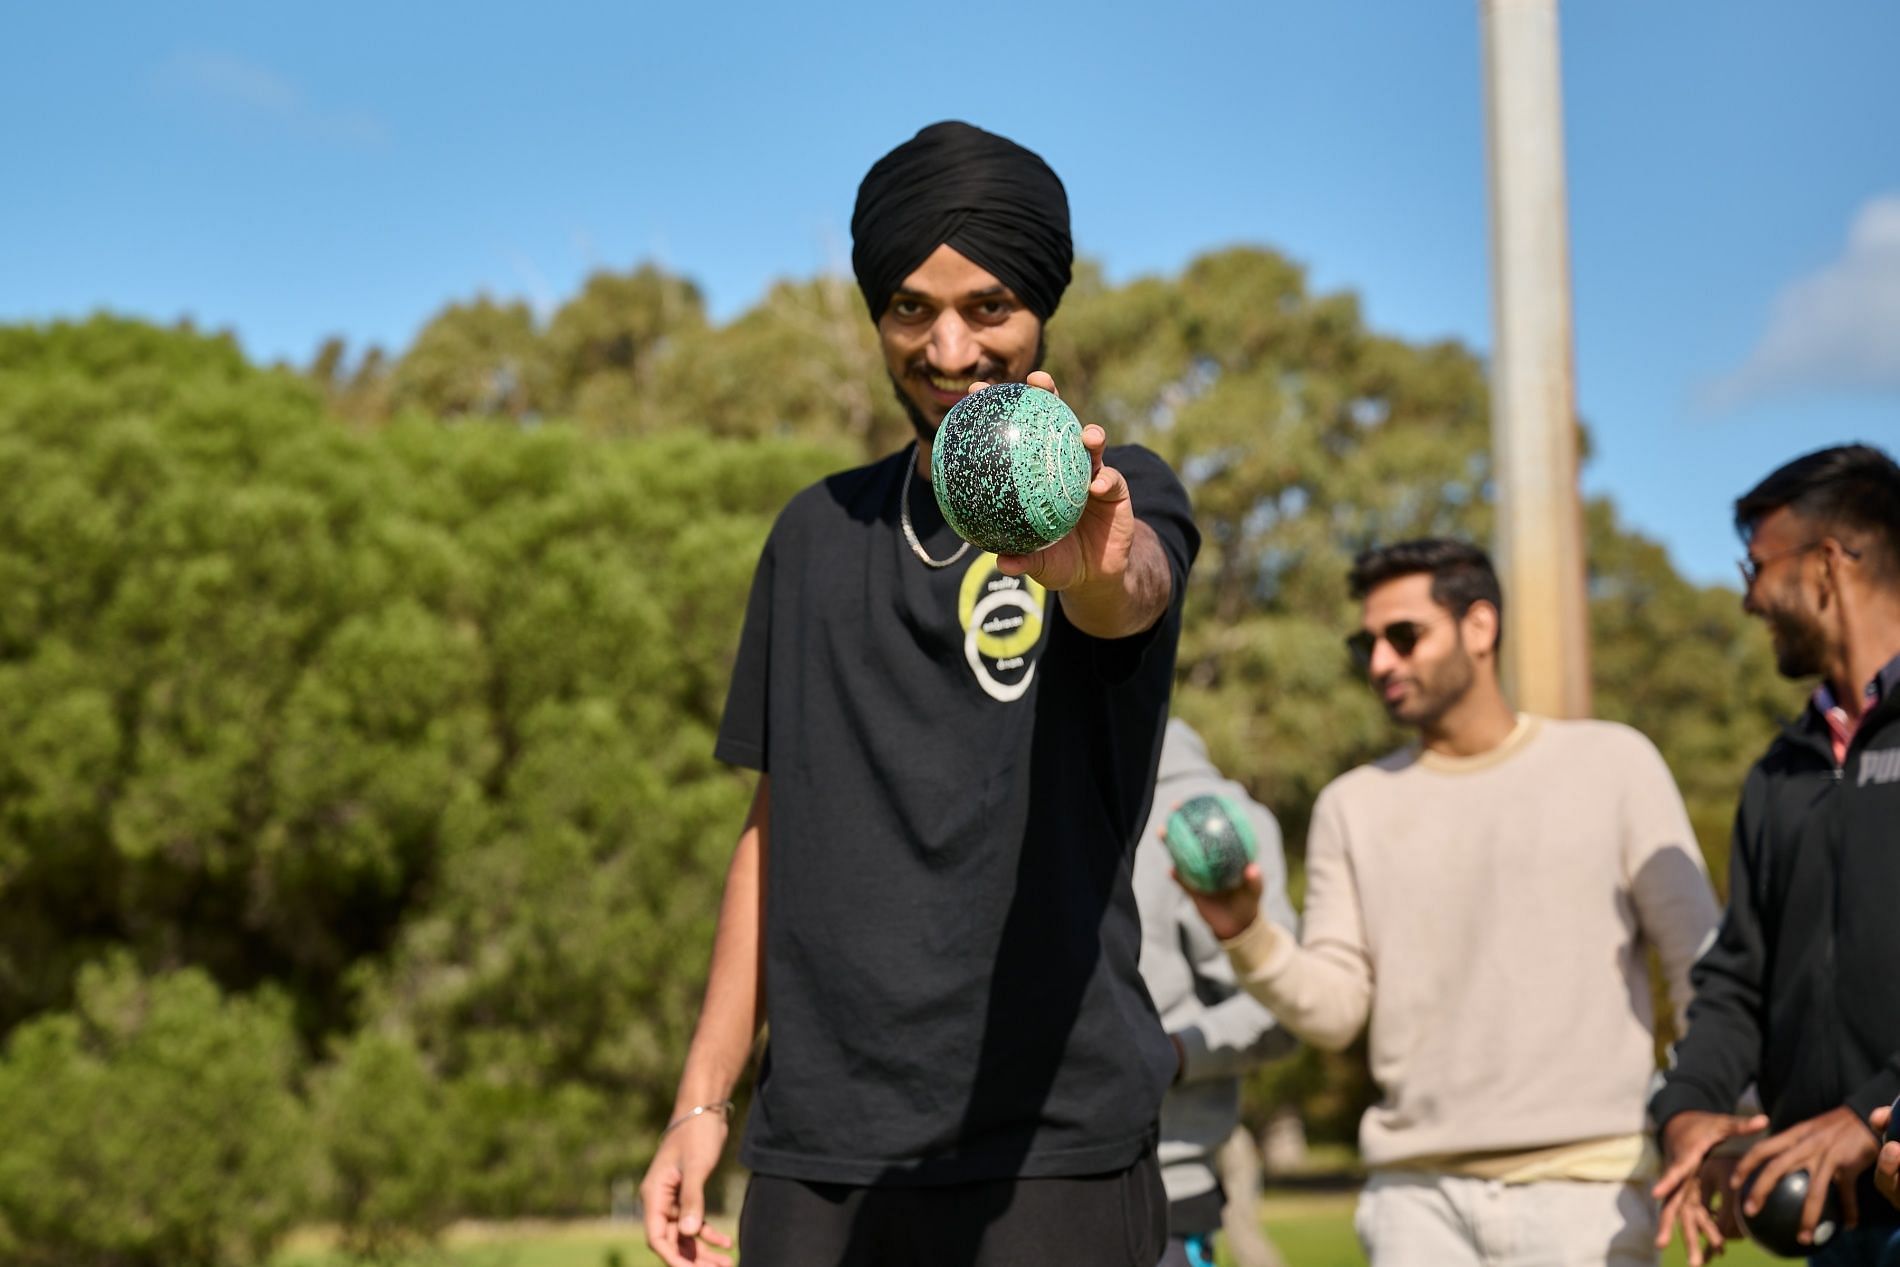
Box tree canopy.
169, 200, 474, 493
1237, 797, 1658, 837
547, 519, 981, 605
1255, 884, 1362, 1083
0, 249, 1798, 1260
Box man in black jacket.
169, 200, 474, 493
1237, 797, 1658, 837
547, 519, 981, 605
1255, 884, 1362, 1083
1651, 444, 1900, 1267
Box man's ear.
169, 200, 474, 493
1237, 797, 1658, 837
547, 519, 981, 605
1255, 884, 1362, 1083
1811, 537, 1856, 611
1463, 600, 1500, 659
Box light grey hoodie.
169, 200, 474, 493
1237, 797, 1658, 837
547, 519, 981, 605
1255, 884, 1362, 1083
1135, 718, 1300, 1228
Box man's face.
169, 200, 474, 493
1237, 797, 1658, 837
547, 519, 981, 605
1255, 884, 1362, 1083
877, 244, 1044, 443
1356, 574, 1483, 729
1741, 506, 1833, 679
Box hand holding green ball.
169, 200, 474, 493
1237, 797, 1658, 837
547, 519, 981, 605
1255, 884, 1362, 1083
931, 382, 1092, 556
1165, 794, 1260, 894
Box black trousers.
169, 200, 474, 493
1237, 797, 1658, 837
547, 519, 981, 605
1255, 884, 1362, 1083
736, 1152, 1167, 1267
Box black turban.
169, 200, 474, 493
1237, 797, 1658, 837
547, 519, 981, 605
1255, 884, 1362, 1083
851, 121, 1072, 324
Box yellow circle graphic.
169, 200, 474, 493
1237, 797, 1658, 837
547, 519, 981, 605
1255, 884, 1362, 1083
959, 555, 1047, 660
957, 554, 1049, 700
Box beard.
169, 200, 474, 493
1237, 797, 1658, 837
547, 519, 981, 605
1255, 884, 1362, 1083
889, 374, 940, 445
886, 335, 1049, 447
1763, 600, 1829, 679
1383, 645, 1478, 729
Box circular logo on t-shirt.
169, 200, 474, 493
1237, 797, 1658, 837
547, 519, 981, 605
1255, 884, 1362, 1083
957, 555, 1048, 702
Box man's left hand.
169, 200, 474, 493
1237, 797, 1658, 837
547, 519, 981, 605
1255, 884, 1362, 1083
1733, 1106, 1880, 1243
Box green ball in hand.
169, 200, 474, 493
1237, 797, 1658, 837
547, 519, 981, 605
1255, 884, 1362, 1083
931, 383, 1091, 556
1165, 794, 1258, 893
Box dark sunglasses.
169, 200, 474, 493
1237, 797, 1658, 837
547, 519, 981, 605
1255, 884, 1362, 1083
1345, 620, 1434, 669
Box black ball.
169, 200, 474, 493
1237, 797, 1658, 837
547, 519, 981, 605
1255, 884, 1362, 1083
1738, 1168, 1841, 1258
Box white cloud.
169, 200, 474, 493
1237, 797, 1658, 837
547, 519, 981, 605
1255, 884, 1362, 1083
155, 49, 389, 149
1706, 194, 1900, 409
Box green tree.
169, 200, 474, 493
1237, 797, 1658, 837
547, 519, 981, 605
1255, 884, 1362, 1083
0, 956, 316, 1266
543, 263, 706, 428
647, 275, 909, 453
0, 239, 1806, 1220
390, 296, 546, 420
0, 319, 848, 1218
352, 429, 843, 1213
306, 336, 394, 425
313, 1028, 460, 1255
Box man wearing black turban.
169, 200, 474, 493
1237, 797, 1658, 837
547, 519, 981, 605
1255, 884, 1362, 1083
644, 121, 1200, 1267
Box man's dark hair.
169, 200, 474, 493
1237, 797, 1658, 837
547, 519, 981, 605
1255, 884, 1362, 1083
1349, 538, 1505, 651
1735, 444, 1900, 583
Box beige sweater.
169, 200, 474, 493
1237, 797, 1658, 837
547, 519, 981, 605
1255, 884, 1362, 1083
1225, 716, 1719, 1169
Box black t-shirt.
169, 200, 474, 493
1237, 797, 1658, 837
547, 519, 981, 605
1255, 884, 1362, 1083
715, 443, 1199, 1186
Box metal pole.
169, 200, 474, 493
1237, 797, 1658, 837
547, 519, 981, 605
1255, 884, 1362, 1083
1479, 0, 1593, 718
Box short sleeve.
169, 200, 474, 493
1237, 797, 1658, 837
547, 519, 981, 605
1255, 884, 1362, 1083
713, 532, 775, 772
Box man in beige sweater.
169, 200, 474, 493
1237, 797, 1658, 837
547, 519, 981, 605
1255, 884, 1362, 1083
1183, 539, 1720, 1267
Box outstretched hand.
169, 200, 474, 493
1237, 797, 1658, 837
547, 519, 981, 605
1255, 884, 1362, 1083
980, 371, 1138, 595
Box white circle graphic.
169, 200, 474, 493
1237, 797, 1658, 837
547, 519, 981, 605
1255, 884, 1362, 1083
965, 588, 1044, 702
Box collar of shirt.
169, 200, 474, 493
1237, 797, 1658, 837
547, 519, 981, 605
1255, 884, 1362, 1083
1813, 649, 1900, 765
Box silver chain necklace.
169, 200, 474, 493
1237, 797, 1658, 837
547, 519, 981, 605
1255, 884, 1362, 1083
899, 443, 972, 570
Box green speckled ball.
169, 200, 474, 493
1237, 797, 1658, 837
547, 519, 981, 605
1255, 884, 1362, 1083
1165, 794, 1259, 894
931, 383, 1090, 556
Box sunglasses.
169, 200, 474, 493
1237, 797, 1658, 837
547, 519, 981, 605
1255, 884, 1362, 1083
1345, 620, 1435, 669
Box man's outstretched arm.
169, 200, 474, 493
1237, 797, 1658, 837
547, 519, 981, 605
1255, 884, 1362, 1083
641, 774, 770, 1267
1180, 789, 1373, 1053
987, 371, 1176, 640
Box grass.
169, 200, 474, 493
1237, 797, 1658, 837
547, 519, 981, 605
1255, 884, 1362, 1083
1241, 1191, 1366, 1267
275, 1220, 645, 1267
273, 1192, 1785, 1267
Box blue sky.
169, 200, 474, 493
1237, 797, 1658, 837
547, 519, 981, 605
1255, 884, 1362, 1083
5, 2, 1896, 586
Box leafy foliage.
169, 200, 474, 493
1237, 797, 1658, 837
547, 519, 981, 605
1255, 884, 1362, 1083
311, 1029, 458, 1256
390, 297, 546, 420
0, 956, 315, 1266
0, 246, 1801, 1257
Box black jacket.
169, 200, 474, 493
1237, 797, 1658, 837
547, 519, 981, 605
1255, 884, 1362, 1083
1651, 663, 1900, 1218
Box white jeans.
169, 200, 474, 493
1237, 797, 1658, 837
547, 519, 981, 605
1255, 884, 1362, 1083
1353, 1171, 1659, 1267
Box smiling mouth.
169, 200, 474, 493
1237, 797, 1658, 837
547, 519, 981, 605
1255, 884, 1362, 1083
918, 373, 975, 405
912, 364, 1005, 406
